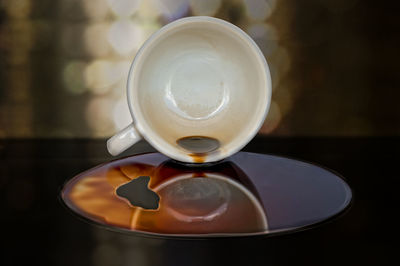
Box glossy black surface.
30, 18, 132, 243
0, 137, 398, 265
61, 152, 351, 237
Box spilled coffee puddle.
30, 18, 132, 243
61, 153, 268, 235
116, 176, 160, 210
61, 152, 352, 237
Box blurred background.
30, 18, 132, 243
0, 0, 398, 138
1, 2, 399, 266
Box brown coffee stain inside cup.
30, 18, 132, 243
188, 153, 206, 163
177, 136, 220, 163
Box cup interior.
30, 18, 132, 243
129, 17, 271, 162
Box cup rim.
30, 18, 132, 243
126, 16, 272, 163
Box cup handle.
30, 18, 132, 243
107, 124, 142, 156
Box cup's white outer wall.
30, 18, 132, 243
109, 16, 272, 163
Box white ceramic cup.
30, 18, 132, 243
107, 16, 271, 163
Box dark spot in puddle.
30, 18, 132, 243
116, 176, 160, 210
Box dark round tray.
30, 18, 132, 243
61, 152, 352, 239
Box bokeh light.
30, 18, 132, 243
270, 46, 291, 76
84, 60, 130, 94
268, 63, 280, 90
3, 0, 32, 19
110, 79, 128, 98
3, 0, 365, 137
189, 0, 222, 16
152, 0, 190, 21
84, 23, 111, 57
134, 0, 163, 19
243, 0, 277, 21
0, 0, 285, 137
106, 0, 142, 17
261, 101, 281, 134
247, 23, 278, 57
108, 19, 144, 55
63, 61, 88, 95
82, 0, 110, 20
86, 97, 115, 136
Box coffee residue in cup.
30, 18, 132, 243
177, 136, 220, 163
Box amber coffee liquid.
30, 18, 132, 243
176, 136, 220, 163
62, 153, 267, 235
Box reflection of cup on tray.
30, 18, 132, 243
61, 153, 269, 235
61, 153, 352, 237
107, 16, 272, 163
131, 172, 268, 234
